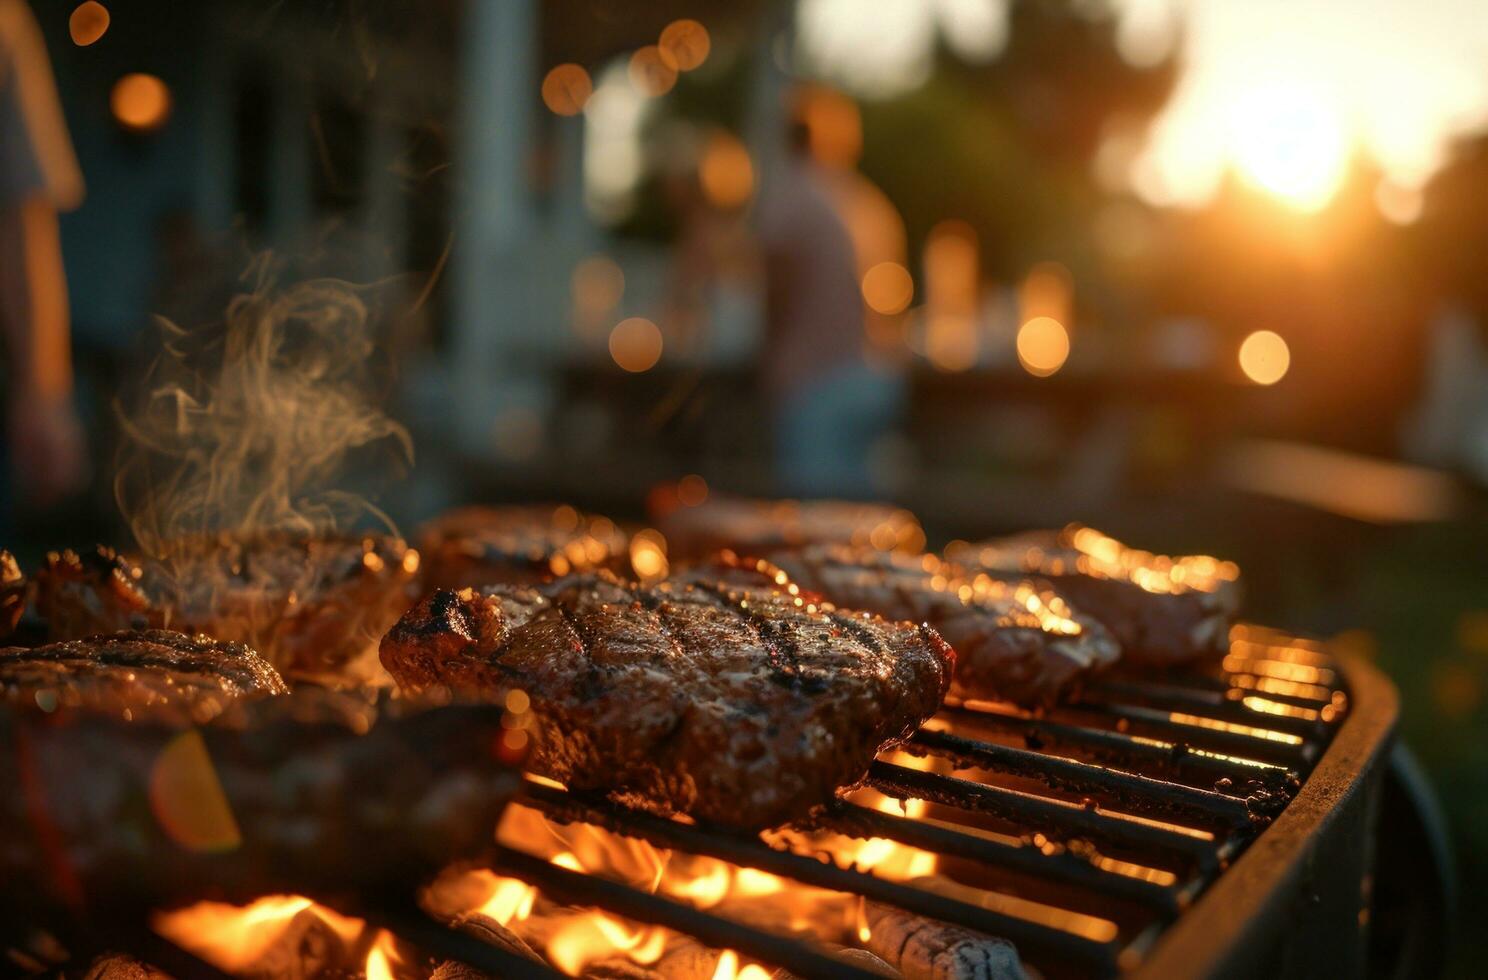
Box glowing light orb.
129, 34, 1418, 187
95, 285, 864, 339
70, 2, 110, 46
629, 46, 678, 97
659, 20, 711, 71
1016, 316, 1070, 377
111, 73, 171, 132
862, 262, 914, 315
541, 63, 592, 116
609, 317, 663, 372
699, 132, 754, 208
1239, 330, 1290, 385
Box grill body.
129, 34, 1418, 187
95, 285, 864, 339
1138, 654, 1397, 978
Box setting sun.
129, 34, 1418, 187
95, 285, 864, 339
1228, 81, 1349, 211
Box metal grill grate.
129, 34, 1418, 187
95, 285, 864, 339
152, 625, 1351, 978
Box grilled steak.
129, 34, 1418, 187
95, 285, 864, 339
656, 496, 925, 563
417, 504, 630, 591
34, 535, 419, 682
0, 630, 288, 724
948, 526, 1241, 664
1, 550, 23, 640
711, 547, 1119, 707
1, 682, 522, 911
380, 571, 954, 829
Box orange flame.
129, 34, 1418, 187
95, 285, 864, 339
152, 895, 365, 975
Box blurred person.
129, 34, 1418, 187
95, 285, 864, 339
757, 109, 903, 498
0, 0, 86, 534
795, 85, 910, 360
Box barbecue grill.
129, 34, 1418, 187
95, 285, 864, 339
16, 622, 1427, 979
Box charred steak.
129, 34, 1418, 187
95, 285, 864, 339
0, 630, 287, 724
417, 504, 630, 591
34, 536, 419, 681
716, 547, 1119, 707
948, 526, 1241, 665
656, 496, 925, 563
1, 550, 23, 640
380, 571, 954, 829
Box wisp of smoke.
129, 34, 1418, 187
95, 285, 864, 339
116, 258, 412, 568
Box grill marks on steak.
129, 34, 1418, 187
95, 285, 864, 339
380, 572, 954, 830
0, 630, 288, 724
947, 526, 1241, 665
721, 546, 1120, 708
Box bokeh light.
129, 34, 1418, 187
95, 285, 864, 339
541, 63, 592, 116
570, 254, 624, 329
111, 73, 172, 132
1229, 81, 1349, 212
1374, 180, 1424, 226
1239, 330, 1291, 385
629, 46, 678, 98
69, 2, 110, 46
630, 528, 669, 580
862, 261, 914, 315
659, 19, 711, 72
677, 473, 709, 507
1016, 316, 1071, 378
699, 132, 754, 208
609, 317, 663, 373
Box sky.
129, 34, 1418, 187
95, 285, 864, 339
796, 0, 1488, 213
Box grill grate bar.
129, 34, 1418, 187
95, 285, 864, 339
1079, 679, 1325, 738
823, 801, 1181, 914
940, 704, 1300, 792
517, 779, 1118, 969
906, 728, 1256, 829
1053, 702, 1313, 767
491, 844, 995, 980
867, 761, 1220, 871
343, 893, 561, 980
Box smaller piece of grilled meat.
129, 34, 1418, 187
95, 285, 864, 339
417, 504, 630, 591
656, 496, 925, 564
1, 550, 24, 640
381, 571, 954, 830
715, 547, 1119, 707
1, 630, 288, 725
948, 525, 1241, 665
34, 536, 419, 681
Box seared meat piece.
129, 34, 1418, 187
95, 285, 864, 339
417, 504, 630, 590
34, 535, 420, 681
381, 571, 954, 830
1, 550, 24, 640
717, 547, 1118, 707
0, 630, 288, 724
1, 683, 522, 910
656, 495, 925, 563
948, 526, 1241, 665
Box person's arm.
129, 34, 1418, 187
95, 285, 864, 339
1, 194, 84, 504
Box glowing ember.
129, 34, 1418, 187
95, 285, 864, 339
153, 895, 365, 975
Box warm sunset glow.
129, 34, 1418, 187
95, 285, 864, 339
111, 73, 171, 132
862, 261, 914, 315
1228, 81, 1349, 212
629, 46, 678, 97
1016, 316, 1071, 377
609, 317, 663, 372
542, 64, 593, 116
1238, 330, 1290, 385
69, 2, 110, 46
699, 132, 754, 208
659, 19, 711, 71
